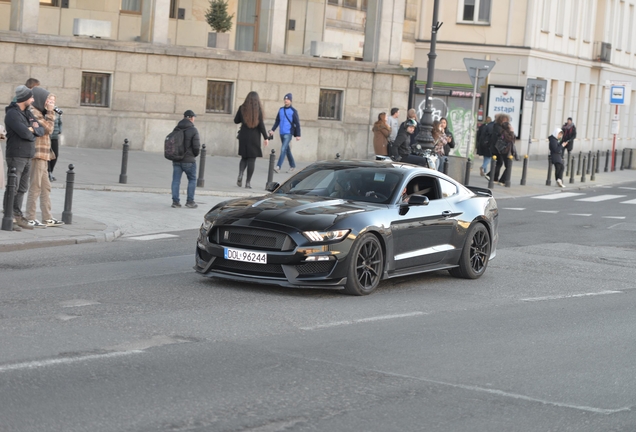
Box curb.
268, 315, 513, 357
50, 183, 259, 197
0, 226, 123, 253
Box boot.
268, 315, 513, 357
245, 181, 252, 189
237, 173, 243, 187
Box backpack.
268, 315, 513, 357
478, 122, 494, 153
495, 136, 511, 155
164, 128, 186, 161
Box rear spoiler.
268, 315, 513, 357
466, 185, 493, 197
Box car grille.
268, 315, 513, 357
212, 258, 285, 277
296, 261, 335, 275
211, 227, 294, 251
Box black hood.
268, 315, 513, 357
5, 101, 19, 114
32, 87, 50, 114
177, 118, 194, 130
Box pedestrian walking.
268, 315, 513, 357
493, 122, 518, 186
48, 109, 62, 181
372, 112, 391, 156
549, 128, 567, 188
561, 117, 576, 160
486, 114, 510, 181
476, 116, 493, 176
3, 85, 44, 231
387, 107, 400, 142
25, 87, 64, 228
268, 93, 300, 173
235, 91, 269, 189
0, 123, 6, 190
170, 110, 201, 208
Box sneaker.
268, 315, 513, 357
556, 179, 565, 188
12, 223, 22, 232
479, 167, 485, 176
49, 172, 56, 182
498, 181, 506, 186
45, 218, 65, 227
185, 201, 198, 209
273, 166, 280, 173
484, 175, 490, 181
171, 201, 181, 208
287, 167, 296, 173
29, 219, 47, 228
15, 216, 34, 230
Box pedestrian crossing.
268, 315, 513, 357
530, 192, 636, 204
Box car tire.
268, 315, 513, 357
343, 233, 384, 296
449, 223, 490, 279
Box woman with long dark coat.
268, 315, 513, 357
234, 91, 269, 189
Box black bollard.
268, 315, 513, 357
197, 144, 206, 187
565, 153, 571, 177
629, 148, 634, 170
612, 149, 618, 171
595, 150, 600, 173
443, 158, 450, 175
335, 153, 340, 160
620, 148, 626, 170
119, 138, 129, 184
546, 154, 553, 186
576, 151, 582, 175
1, 167, 17, 231
569, 154, 576, 184
266, 149, 276, 186
580, 156, 586, 183
62, 164, 75, 225
586, 151, 592, 174
488, 156, 496, 189
520, 155, 528, 185
504, 155, 512, 187
590, 155, 596, 181
604, 149, 610, 172
463, 159, 471, 186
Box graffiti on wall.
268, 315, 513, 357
417, 98, 476, 158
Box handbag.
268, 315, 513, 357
495, 136, 511, 154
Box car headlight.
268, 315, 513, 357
201, 219, 214, 231
302, 229, 350, 243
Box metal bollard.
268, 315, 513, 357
576, 151, 582, 175
620, 148, 626, 171
443, 158, 450, 175
590, 155, 596, 181
520, 155, 528, 185
266, 149, 276, 187
604, 149, 610, 172
565, 153, 571, 177
580, 156, 586, 183
629, 148, 634, 170
596, 150, 601, 173
62, 164, 75, 225
1, 167, 17, 231
569, 155, 576, 184
197, 144, 206, 187
119, 138, 129, 184
488, 156, 496, 189
586, 151, 592, 174
463, 159, 471, 186
504, 155, 513, 187
335, 153, 340, 160
546, 154, 553, 186
612, 149, 618, 171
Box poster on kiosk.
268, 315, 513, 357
486, 85, 524, 139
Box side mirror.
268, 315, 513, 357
265, 181, 280, 192
407, 194, 429, 206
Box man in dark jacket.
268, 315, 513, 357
394, 119, 428, 167
170, 110, 201, 208
549, 128, 567, 188
561, 117, 577, 161
3, 85, 44, 230
269, 93, 301, 173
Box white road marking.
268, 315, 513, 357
532, 192, 585, 200
618, 187, 636, 190
126, 233, 179, 241
567, 213, 592, 217
603, 216, 626, 220
521, 290, 623, 302
621, 198, 636, 204
576, 194, 626, 202
536, 210, 559, 214
299, 312, 426, 331
59, 299, 100, 308
503, 208, 526, 211
0, 350, 143, 374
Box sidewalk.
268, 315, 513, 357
1, 145, 634, 252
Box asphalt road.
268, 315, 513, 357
1, 182, 635, 432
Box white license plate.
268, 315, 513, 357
224, 248, 267, 264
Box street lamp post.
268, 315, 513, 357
415, 0, 442, 150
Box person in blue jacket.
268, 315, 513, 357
269, 93, 301, 173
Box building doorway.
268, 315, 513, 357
236, 0, 260, 51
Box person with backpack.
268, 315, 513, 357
476, 116, 493, 177
268, 93, 301, 173
166, 110, 200, 208
485, 114, 509, 181
492, 121, 518, 186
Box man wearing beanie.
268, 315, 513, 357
268, 93, 301, 173
3, 85, 44, 231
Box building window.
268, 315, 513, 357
328, 0, 338, 4
40, 0, 58, 5
318, 89, 342, 121
169, 0, 178, 18
343, 0, 357, 8
459, 0, 491, 24
121, 0, 142, 13
81, 72, 110, 107
206, 81, 233, 114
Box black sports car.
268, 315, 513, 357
195, 160, 498, 295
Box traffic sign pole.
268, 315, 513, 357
527, 86, 537, 156
612, 105, 618, 171
467, 68, 480, 159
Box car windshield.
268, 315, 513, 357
274, 166, 403, 204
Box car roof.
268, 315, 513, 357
309, 159, 453, 180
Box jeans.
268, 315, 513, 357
277, 134, 295, 169
482, 156, 492, 173
3, 157, 31, 217
172, 162, 197, 203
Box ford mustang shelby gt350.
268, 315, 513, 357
195, 160, 498, 295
